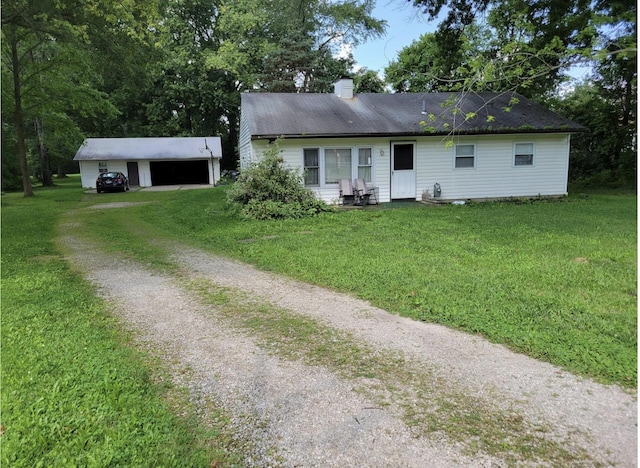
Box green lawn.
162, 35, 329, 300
2, 177, 636, 464
1, 177, 242, 467
85, 183, 636, 388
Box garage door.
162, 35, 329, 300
150, 160, 209, 186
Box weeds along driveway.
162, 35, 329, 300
60, 216, 637, 467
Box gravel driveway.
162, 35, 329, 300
61, 225, 637, 467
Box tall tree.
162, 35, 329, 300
134, 0, 242, 167
593, 0, 637, 170
405, 0, 635, 98
353, 68, 386, 93
485, 0, 595, 97
385, 32, 472, 92
384, 23, 506, 93
209, 0, 385, 92
553, 15, 637, 186
1, 0, 158, 195
3, 21, 34, 195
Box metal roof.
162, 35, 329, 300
74, 137, 222, 161
241, 92, 586, 139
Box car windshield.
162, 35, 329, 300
100, 173, 120, 178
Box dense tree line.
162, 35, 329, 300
1, 0, 635, 195
1, 0, 384, 195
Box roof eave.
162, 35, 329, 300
250, 127, 587, 140
74, 155, 222, 161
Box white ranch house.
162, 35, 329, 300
239, 79, 585, 203
74, 137, 222, 189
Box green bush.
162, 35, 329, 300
227, 141, 329, 219
569, 169, 637, 192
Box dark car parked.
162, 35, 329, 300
96, 172, 130, 193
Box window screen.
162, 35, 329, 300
393, 144, 413, 170
358, 148, 372, 182
514, 143, 534, 166
455, 144, 475, 168
303, 149, 319, 185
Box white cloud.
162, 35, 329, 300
336, 42, 354, 60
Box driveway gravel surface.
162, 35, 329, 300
61, 222, 637, 467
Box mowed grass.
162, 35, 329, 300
1, 177, 242, 467
81, 184, 636, 388
4, 177, 635, 465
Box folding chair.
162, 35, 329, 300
338, 178, 356, 205
354, 178, 376, 205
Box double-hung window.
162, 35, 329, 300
454, 144, 475, 168
98, 161, 108, 174
357, 148, 373, 183
303, 149, 319, 186
514, 143, 534, 166
303, 147, 374, 187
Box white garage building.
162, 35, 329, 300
74, 137, 222, 189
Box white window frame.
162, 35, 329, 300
324, 147, 353, 185
303, 148, 320, 186
302, 146, 374, 187
454, 144, 476, 169
514, 142, 535, 167
98, 161, 108, 174
357, 147, 373, 183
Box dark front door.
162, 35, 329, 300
127, 162, 140, 186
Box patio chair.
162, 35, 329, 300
354, 178, 376, 205
338, 178, 356, 205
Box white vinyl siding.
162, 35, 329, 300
80, 160, 130, 188
252, 139, 383, 203
416, 134, 570, 200
238, 110, 254, 169
247, 134, 570, 203
78, 158, 219, 189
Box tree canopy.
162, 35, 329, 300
1, 0, 635, 192
1, 0, 385, 192
1, 0, 158, 194
395, 0, 635, 97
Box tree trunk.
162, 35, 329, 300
608, 65, 635, 173
34, 118, 53, 186
10, 34, 34, 197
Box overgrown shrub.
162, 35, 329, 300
227, 141, 330, 219
569, 169, 638, 192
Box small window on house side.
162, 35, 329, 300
357, 148, 372, 182
324, 148, 352, 184
455, 144, 475, 168
514, 143, 534, 166
98, 161, 108, 174
303, 149, 319, 186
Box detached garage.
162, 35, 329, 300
74, 137, 222, 189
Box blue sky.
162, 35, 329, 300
351, 1, 440, 73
